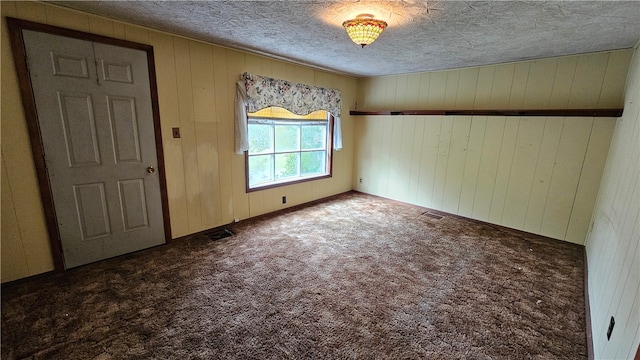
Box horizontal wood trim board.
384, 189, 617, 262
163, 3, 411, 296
349, 109, 624, 117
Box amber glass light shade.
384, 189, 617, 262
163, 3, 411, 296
342, 14, 388, 48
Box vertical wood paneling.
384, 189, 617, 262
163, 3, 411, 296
472, 117, 505, 221
148, 31, 190, 237
540, 117, 593, 240
549, 56, 577, 109
565, 118, 616, 243
507, 63, 530, 109
173, 38, 203, 233
598, 51, 634, 108
489, 118, 519, 224
489, 64, 515, 108
586, 47, 640, 360
211, 46, 234, 222
190, 41, 221, 228
415, 117, 441, 208
522, 59, 557, 108
474, 67, 495, 109
432, 116, 452, 209
458, 116, 487, 217
1, 156, 30, 281
523, 118, 564, 234
568, 54, 609, 109
407, 118, 425, 203
442, 117, 471, 213
501, 117, 544, 229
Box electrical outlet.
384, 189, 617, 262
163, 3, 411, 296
359, 178, 363, 184
607, 316, 615, 340
282, 196, 287, 204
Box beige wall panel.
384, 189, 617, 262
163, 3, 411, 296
112, 22, 126, 39
522, 59, 557, 108
568, 53, 609, 109
211, 46, 234, 222
407, 118, 426, 204
416, 73, 431, 108
394, 74, 409, 108
442, 71, 460, 109
1, 158, 30, 282
88, 16, 115, 37
598, 50, 634, 108
501, 118, 544, 229
427, 72, 447, 108
540, 117, 593, 241
442, 117, 472, 213
224, 50, 251, 221
190, 41, 221, 229
44, 4, 89, 31
473, 67, 495, 109
384, 76, 398, 109
415, 117, 441, 208
471, 117, 505, 221
489, 65, 515, 108
488, 118, 519, 224
507, 62, 530, 109
376, 118, 394, 195
523, 118, 564, 234
405, 75, 421, 109
362, 117, 382, 193
15, 1, 47, 23
432, 116, 453, 209
458, 116, 487, 217
455, 68, 479, 108
173, 38, 203, 233
148, 32, 190, 237
386, 119, 406, 200
397, 118, 418, 202
293, 65, 314, 85
565, 118, 616, 243
549, 56, 577, 109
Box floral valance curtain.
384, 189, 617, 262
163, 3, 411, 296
235, 72, 342, 154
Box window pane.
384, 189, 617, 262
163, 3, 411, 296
275, 153, 299, 180
248, 155, 274, 186
275, 125, 300, 152
301, 125, 326, 150
301, 151, 326, 176
248, 124, 273, 154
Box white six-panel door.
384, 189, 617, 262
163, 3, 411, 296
23, 30, 165, 268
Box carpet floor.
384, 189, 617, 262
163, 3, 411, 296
1, 191, 587, 359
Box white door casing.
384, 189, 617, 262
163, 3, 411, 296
22, 30, 165, 268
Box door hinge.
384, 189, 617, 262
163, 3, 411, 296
42, 153, 48, 170
25, 55, 30, 73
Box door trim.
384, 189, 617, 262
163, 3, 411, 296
6, 18, 172, 271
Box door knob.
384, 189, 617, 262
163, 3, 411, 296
146, 166, 155, 173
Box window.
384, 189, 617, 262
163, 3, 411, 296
246, 107, 333, 191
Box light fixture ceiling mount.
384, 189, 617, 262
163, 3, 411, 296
342, 14, 388, 48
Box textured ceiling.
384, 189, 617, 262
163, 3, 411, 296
50, 1, 640, 77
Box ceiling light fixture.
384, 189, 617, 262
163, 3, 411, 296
342, 14, 388, 48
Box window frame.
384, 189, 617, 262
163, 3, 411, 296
244, 112, 334, 193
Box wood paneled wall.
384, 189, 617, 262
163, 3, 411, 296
586, 46, 640, 360
1, 2, 356, 282
354, 50, 633, 244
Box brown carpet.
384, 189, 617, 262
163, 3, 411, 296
1, 191, 587, 359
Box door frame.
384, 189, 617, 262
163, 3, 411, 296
6, 17, 172, 271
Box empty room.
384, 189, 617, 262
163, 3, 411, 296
1, 1, 639, 359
